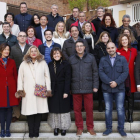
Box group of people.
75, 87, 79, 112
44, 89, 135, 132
0, 1, 140, 139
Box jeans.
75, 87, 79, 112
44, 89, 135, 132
103, 92, 125, 130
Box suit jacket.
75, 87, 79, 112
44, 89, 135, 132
135, 51, 140, 86
35, 26, 53, 43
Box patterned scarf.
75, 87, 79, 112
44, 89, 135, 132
27, 36, 36, 45
0, 57, 7, 68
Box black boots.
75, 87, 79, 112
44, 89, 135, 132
54, 128, 59, 136
61, 130, 66, 136
127, 94, 134, 123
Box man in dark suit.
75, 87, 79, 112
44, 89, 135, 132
35, 15, 53, 43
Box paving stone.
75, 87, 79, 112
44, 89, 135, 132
130, 121, 140, 133
0, 133, 25, 140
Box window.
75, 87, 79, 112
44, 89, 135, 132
132, 3, 140, 22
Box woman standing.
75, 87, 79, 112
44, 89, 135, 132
53, 21, 70, 49
117, 34, 137, 123
81, 21, 97, 53
97, 13, 118, 44
0, 43, 19, 137
31, 14, 40, 28
17, 46, 51, 138
26, 26, 42, 47
48, 47, 71, 136
93, 31, 112, 112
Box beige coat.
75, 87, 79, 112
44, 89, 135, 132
18, 58, 51, 115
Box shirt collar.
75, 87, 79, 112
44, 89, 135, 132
109, 54, 116, 59
44, 40, 54, 47
41, 25, 47, 30
18, 43, 26, 48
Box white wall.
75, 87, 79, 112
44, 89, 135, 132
108, 1, 140, 27
0, 2, 7, 22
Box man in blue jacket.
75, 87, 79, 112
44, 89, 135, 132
38, 29, 61, 64
99, 42, 128, 137
47, 4, 64, 31
14, 2, 32, 32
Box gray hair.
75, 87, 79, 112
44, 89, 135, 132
51, 4, 58, 9
122, 14, 130, 20
97, 6, 105, 12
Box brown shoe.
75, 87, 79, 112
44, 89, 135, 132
76, 129, 83, 136
87, 129, 96, 135
12, 117, 19, 122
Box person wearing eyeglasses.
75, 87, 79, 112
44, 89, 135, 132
0, 22, 17, 47
10, 31, 31, 122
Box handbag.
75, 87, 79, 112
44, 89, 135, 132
125, 52, 131, 96
28, 64, 48, 98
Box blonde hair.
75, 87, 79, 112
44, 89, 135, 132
82, 21, 93, 34
96, 31, 112, 45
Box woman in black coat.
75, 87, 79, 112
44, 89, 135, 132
93, 31, 112, 112
97, 13, 118, 44
48, 47, 71, 136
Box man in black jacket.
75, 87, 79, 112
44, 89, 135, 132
91, 6, 105, 33
14, 2, 32, 32
99, 42, 128, 137
47, 4, 64, 31
69, 41, 99, 136
66, 7, 79, 31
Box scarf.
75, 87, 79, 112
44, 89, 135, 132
83, 34, 94, 50
27, 36, 36, 46
0, 57, 7, 68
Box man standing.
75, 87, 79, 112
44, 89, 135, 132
35, 15, 53, 43
47, 4, 64, 31
0, 22, 17, 47
118, 14, 137, 39
66, 7, 79, 31
69, 41, 99, 136
14, 2, 32, 32
10, 31, 31, 122
99, 42, 128, 137
38, 29, 61, 64
91, 6, 105, 33
62, 26, 89, 60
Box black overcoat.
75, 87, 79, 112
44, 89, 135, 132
48, 60, 71, 113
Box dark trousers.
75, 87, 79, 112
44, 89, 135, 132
27, 114, 42, 137
0, 107, 13, 131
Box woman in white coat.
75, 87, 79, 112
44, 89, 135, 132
52, 21, 70, 49
17, 45, 51, 138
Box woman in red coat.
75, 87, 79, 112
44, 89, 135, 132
117, 34, 137, 123
26, 26, 42, 47
0, 43, 19, 137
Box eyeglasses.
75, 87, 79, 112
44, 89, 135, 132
76, 45, 84, 48
45, 34, 52, 36
18, 35, 27, 38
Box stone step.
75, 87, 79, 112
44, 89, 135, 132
1, 121, 140, 133
0, 133, 138, 140
19, 110, 140, 121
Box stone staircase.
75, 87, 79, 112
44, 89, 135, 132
0, 92, 140, 139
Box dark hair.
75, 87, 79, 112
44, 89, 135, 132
44, 29, 53, 35
70, 25, 79, 32
73, 7, 79, 11
20, 2, 27, 7
50, 47, 64, 60
40, 15, 48, 20
118, 34, 131, 50
2, 22, 11, 27
75, 40, 84, 46
4, 13, 14, 21
26, 26, 37, 37
31, 14, 40, 26
0, 43, 11, 57
101, 13, 116, 27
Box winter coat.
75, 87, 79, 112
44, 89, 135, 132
91, 17, 101, 33
69, 53, 99, 94
10, 43, 31, 71
135, 51, 140, 86
14, 13, 32, 32
99, 54, 129, 93
0, 58, 19, 107
0, 33, 18, 47
52, 31, 70, 48
47, 13, 64, 31
118, 25, 138, 40
93, 42, 108, 65
97, 25, 119, 44
66, 15, 78, 31
62, 37, 89, 60
117, 47, 137, 93
17, 54, 51, 115
26, 38, 42, 47
48, 60, 71, 113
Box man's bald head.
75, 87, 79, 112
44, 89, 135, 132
106, 42, 117, 57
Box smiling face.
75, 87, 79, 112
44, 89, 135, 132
2, 46, 10, 58
57, 22, 64, 33
20, 4, 27, 14
101, 33, 109, 43
6, 14, 13, 23
84, 23, 92, 33
27, 28, 35, 38
30, 47, 38, 59
123, 29, 130, 36
97, 8, 105, 17
53, 50, 62, 61
3, 24, 10, 34
40, 16, 48, 26
71, 26, 79, 38
122, 18, 130, 27
34, 15, 40, 25
75, 42, 85, 55
106, 42, 116, 57
79, 12, 86, 23
17, 32, 27, 44
121, 36, 129, 47
44, 31, 52, 41
105, 16, 111, 26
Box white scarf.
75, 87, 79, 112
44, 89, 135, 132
83, 34, 94, 50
